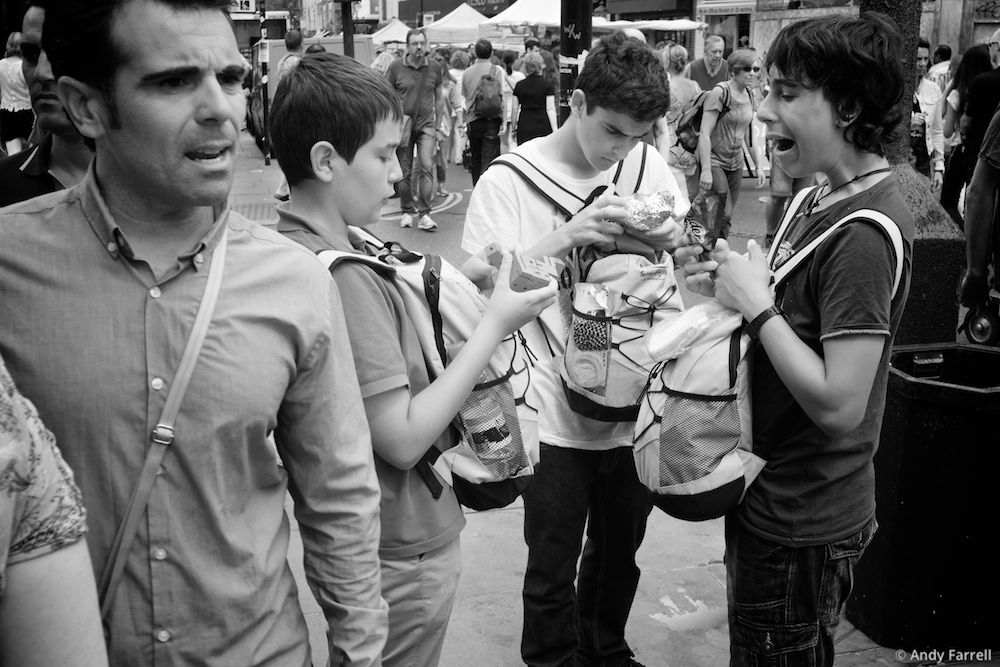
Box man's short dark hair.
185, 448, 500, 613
933, 43, 951, 63
269, 52, 403, 186
406, 28, 425, 45
474, 38, 492, 60
574, 31, 669, 123
285, 28, 303, 52
763, 13, 904, 156
43, 0, 231, 95
524, 37, 540, 51
918, 36, 930, 51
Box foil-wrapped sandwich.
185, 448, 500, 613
622, 190, 675, 232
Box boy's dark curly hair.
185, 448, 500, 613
575, 31, 670, 123
763, 12, 904, 156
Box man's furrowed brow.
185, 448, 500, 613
138, 65, 200, 85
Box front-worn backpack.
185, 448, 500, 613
319, 226, 538, 511
489, 143, 686, 422
674, 83, 730, 155
633, 185, 905, 521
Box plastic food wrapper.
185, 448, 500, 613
622, 190, 676, 232
684, 191, 721, 249
643, 300, 743, 362
574, 282, 616, 316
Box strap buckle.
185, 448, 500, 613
151, 424, 175, 446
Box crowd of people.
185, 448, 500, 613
6, 1, 993, 665
373, 32, 561, 231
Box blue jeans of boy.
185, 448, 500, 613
521, 444, 653, 667
725, 515, 878, 667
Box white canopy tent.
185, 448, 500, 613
480, 0, 560, 28
424, 3, 488, 45
371, 18, 410, 47
481, 1, 706, 34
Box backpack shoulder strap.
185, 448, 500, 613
772, 208, 905, 298
317, 248, 396, 279
489, 152, 585, 219
766, 185, 818, 265
610, 142, 649, 196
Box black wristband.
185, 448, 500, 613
745, 305, 783, 341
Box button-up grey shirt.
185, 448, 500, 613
0, 169, 387, 666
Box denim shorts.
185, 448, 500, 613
725, 516, 878, 667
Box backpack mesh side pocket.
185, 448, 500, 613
457, 376, 529, 481
657, 390, 740, 487
565, 310, 613, 396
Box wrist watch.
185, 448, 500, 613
745, 305, 783, 341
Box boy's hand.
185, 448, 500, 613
461, 254, 498, 292
626, 218, 685, 251
711, 239, 773, 318
676, 240, 719, 298
560, 194, 628, 249
483, 252, 557, 334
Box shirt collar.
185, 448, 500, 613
405, 54, 429, 69
78, 162, 227, 271
18, 133, 54, 177
275, 202, 354, 252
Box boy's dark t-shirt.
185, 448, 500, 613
741, 176, 914, 548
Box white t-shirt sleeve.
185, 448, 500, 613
947, 88, 960, 112
462, 168, 524, 254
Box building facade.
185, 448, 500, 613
693, 0, 979, 63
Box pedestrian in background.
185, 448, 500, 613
0, 2, 93, 207
462, 38, 504, 185
386, 28, 445, 231
940, 44, 992, 226
0, 32, 32, 155
511, 52, 556, 145
911, 37, 945, 190
696, 48, 767, 241
448, 49, 470, 165
686, 34, 728, 91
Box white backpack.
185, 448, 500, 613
319, 226, 538, 511
490, 143, 686, 422
633, 186, 905, 521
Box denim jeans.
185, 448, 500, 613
467, 117, 501, 185
707, 165, 743, 241
725, 516, 878, 667
521, 444, 653, 667
397, 124, 436, 216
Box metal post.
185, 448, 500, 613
558, 0, 591, 127
259, 0, 271, 164
341, 1, 355, 58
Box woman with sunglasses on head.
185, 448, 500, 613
696, 48, 767, 241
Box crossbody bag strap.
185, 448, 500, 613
99, 225, 229, 622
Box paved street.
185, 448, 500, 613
229, 130, 998, 667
